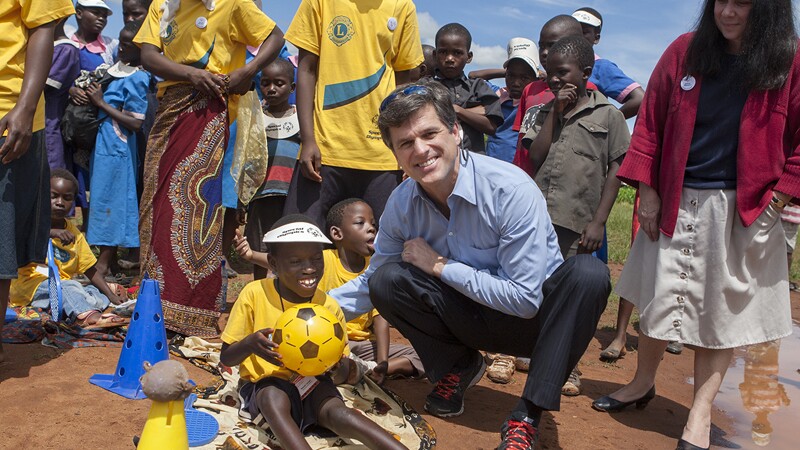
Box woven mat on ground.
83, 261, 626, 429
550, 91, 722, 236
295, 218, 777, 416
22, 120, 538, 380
172, 336, 437, 450
1, 306, 125, 349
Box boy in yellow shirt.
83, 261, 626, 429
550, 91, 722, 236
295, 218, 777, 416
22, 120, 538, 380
233, 200, 425, 383
10, 169, 127, 328
221, 215, 406, 450
322, 199, 424, 384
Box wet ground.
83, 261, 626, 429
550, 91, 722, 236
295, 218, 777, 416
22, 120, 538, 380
713, 323, 800, 449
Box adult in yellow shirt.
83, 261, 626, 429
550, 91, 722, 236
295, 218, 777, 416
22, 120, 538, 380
0, 0, 76, 363
134, 0, 284, 337
284, 0, 424, 228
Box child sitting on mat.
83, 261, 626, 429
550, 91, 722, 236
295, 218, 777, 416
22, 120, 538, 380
9, 169, 127, 329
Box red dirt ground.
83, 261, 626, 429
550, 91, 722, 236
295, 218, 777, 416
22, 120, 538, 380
1, 262, 798, 450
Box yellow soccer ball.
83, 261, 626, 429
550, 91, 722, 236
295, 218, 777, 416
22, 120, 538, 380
272, 303, 348, 376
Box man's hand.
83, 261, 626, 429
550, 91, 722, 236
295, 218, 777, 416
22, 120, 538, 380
298, 141, 322, 182
50, 228, 75, 245
579, 220, 604, 253
85, 82, 104, 107
0, 106, 35, 164
638, 183, 661, 241
242, 328, 282, 366
69, 86, 89, 105
402, 238, 448, 277
553, 83, 578, 114
187, 68, 225, 101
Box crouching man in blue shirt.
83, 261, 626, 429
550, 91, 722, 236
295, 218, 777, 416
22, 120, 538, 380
330, 80, 610, 450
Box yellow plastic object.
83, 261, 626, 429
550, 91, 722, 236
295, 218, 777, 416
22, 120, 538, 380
272, 304, 348, 376
137, 400, 189, 450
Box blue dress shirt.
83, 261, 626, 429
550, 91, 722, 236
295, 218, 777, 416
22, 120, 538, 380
330, 151, 564, 320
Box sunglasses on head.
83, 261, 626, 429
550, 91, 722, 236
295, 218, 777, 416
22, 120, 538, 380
379, 85, 430, 112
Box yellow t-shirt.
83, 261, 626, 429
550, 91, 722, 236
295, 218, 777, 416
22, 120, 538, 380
318, 249, 376, 341
134, 0, 276, 97
10, 220, 97, 306
221, 278, 348, 383
347, 309, 379, 342
0, 0, 75, 134
318, 248, 370, 293
285, 0, 423, 171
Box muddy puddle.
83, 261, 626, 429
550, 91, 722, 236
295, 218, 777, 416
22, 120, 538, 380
712, 323, 800, 448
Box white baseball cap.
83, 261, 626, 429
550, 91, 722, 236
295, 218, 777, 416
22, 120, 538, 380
76, 0, 113, 14
572, 10, 601, 27
263, 222, 332, 244
504, 38, 541, 75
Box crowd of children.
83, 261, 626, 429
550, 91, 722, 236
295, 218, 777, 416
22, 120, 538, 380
5, 1, 799, 449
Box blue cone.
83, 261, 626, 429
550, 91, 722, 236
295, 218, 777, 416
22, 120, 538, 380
90, 275, 169, 399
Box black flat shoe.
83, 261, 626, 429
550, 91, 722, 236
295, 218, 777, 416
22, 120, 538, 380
591, 386, 656, 412
676, 438, 708, 450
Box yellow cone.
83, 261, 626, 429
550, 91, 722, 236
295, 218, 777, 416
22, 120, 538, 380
137, 400, 189, 450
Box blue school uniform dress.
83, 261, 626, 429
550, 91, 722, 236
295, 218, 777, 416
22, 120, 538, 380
86, 63, 150, 248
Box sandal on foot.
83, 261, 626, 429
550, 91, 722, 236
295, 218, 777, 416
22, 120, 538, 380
599, 346, 625, 362
561, 368, 582, 396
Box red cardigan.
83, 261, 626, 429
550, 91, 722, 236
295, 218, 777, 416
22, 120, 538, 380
617, 33, 800, 236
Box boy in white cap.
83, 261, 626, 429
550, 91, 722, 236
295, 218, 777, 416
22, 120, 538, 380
482, 38, 541, 163
220, 214, 408, 450
572, 7, 644, 119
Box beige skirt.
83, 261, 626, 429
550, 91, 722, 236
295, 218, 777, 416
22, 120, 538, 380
615, 188, 792, 349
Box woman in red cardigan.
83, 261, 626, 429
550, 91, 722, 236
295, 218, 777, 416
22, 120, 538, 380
591, 1, 799, 449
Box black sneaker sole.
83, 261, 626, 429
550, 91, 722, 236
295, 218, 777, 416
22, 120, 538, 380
424, 402, 465, 418
424, 356, 487, 418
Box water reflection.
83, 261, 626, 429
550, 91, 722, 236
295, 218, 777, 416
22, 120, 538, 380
738, 341, 791, 447
714, 324, 799, 449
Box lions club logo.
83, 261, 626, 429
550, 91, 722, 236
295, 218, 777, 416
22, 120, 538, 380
163, 20, 178, 45
327, 16, 355, 47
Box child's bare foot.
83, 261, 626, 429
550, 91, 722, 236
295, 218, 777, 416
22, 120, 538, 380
75, 311, 129, 330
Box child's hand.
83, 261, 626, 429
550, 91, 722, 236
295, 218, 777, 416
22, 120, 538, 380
579, 220, 605, 253
368, 361, 389, 385
50, 228, 75, 245
110, 291, 126, 306
233, 229, 253, 262
242, 328, 282, 366
554, 83, 578, 114
69, 86, 89, 106
85, 82, 104, 107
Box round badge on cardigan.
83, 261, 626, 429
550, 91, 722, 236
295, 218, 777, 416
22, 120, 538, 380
196, 17, 208, 29
387, 17, 398, 31
680, 75, 696, 91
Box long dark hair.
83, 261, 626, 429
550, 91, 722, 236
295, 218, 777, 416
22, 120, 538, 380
685, 0, 797, 91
